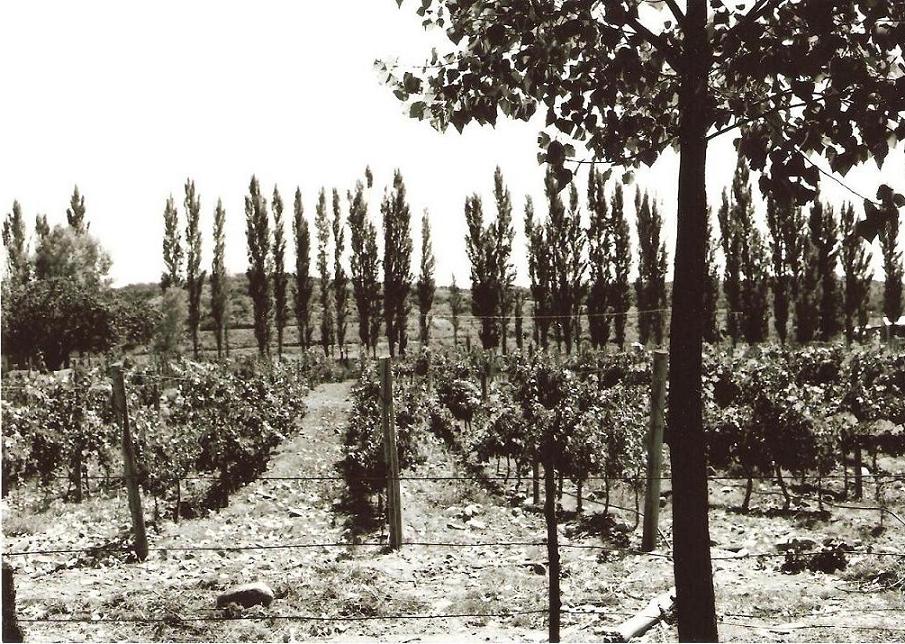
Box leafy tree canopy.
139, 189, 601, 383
383, 0, 904, 231
33, 224, 111, 288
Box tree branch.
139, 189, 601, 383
760, 117, 881, 206
662, 0, 687, 27
706, 96, 828, 141
721, 0, 785, 44
628, 17, 683, 71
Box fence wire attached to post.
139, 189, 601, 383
380, 357, 403, 550
111, 365, 149, 562
642, 350, 668, 552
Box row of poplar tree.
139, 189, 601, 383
475, 158, 903, 354
160, 169, 436, 359
712, 158, 903, 346
159, 158, 904, 359
457, 165, 670, 354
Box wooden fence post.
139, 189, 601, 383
543, 451, 561, 643
642, 350, 668, 552
111, 365, 149, 561
853, 439, 864, 500
380, 358, 403, 550
2, 562, 24, 642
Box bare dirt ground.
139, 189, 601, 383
3, 380, 904, 642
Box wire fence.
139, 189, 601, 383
6, 470, 904, 637
14, 610, 905, 634
13, 471, 905, 483
4, 354, 905, 638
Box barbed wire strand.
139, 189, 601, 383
17, 608, 550, 624
6, 538, 902, 560
17, 471, 901, 483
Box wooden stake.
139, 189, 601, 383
532, 459, 540, 506
2, 562, 24, 643
642, 350, 668, 552
380, 358, 403, 550
111, 365, 149, 561
543, 455, 561, 643
174, 478, 181, 524
854, 439, 863, 500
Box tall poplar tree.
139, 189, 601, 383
464, 194, 497, 350
720, 161, 768, 344
332, 189, 349, 361
546, 174, 586, 354
67, 186, 87, 233
810, 198, 842, 341
782, 204, 810, 343
348, 177, 382, 356
796, 226, 822, 344
382, 170, 413, 356
161, 195, 183, 291
210, 198, 229, 359
493, 167, 516, 353
525, 197, 552, 350
417, 211, 436, 346
840, 203, 873, 343
244, 176, 272, 357
718, 192, 742, 344
513, 289, 525, 350
610, 184, 631, 351
881, 212, 904, 329
2, 201, 30, 286
315, 189, 335, 357
272, 186, 289, 358
449, 275, 463, 346
586, 168, 612, 349
184, 179, 205, 359
702, 207, 720, 344
635, 190, 668, 346
293, 188, 314, 350
741, 229, 770, 344
766, 195, 792, 344
34, 214, 50, 241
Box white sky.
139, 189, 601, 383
1, 1, 903, 288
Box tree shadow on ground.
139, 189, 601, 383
561, 510, 632, 549
727, 505, 831, 523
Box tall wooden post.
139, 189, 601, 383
642, 350, 668, 552
2, 562, 23, 642
543, 453, 561, 643
853, 439, 864, 500
111, 366, 149, 561
380, 358, 403, 550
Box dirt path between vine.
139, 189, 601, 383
6, 380, 905, 643
7, 381, 573, 642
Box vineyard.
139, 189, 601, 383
2, 357, 313, 514
344, 345, 905, 515
2, 345, 905, 642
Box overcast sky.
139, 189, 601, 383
2, 1, 903, 288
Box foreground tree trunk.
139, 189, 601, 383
665, 1, 718, 640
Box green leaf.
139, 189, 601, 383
409, 101, 426, 119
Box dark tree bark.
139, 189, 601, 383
665, 1, 719, 640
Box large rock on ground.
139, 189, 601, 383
216, 581, 274, 609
